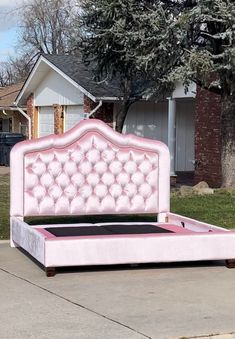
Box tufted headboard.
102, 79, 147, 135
10, 119, 170, 218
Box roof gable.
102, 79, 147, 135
43, 54, 119, 99
16, 54, 119, 105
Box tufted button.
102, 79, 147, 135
94, 161, 108, 174
146, 169, 158, 186
55, 196, 70, 214
94, 184, 108, 198
56, 173, 71, 188
139, 160, 152, 174
79, 160, 92, 175
39, 151, 54, 164
124, 161, 137, 174
53, 150, 69, 164
116, 195, 130, 211
32, 185, 47, 200
63, 161, 77, 176
101, 148, 116, 163
124, 183, 137, 197
32, 159, 46, 176
131, 195, 145, 208
101, 195, 115, 211
70, 196, 84, 213
40, 196, 55, 214
86, 196, 100, 213
109, 184, 122, 198
145, 194, 158, 211
101, 172, 115, 186
117, 151, 130, 163
79, 184, 93, 198
25, 173, 39, 189
139, 183, 152, 198
40, 173, 54, 188
70, 148, 84, 163
109, 160, 122, 175
48, 160, 62, 177
131, 152, 145, 164
64, 184, 77, 199
48, 185, 63, 200
149, 154, 158, 166
87, 172, 100, 187
116, 172, 130, 186
86, 149, 100, 163
71, 173, 85, 187
131, 172, 145, 185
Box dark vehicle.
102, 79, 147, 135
0, 133, 25, 166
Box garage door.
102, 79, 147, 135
39, 107, 54, 137
65, 105, 85, 131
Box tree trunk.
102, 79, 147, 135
221, 94, 235, 187
115, 101, 132, 133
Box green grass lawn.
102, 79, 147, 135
171, 191, 235, 229
0, 175, 10, 240
0, 174, 234, 240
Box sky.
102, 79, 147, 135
0, 0, 24, 62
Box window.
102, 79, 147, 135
0, 118, 12, 132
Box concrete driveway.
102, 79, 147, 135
1, 242, 235, 339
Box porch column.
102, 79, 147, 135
167, 97, 176, 176
53, 104, 64, 134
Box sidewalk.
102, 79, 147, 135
1, 241, 235, 339
191, 335, 235, 339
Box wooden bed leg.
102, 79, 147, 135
225, 260, 235, 269
45, 267, 56, 277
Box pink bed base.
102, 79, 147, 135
10, 119, 235, 276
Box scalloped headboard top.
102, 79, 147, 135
10, 119, 170, 218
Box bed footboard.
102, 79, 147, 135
11, 217, 45, 265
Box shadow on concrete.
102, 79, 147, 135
16, 246, 225, 276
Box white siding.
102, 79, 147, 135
35, 70, 84, 106
172, 82, 196, 99
122, 100, 195, 172
39, 107, 54, 137
123, 101, 168, 145
65, 105, 85, 131
176, 101, 195, 171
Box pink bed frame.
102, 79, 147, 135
10, 119, 235, 276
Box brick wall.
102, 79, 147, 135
84, 95, 114, 128
195, 87, 222, 187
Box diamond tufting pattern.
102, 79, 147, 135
24, 132, 159, 216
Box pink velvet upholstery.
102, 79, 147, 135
10, 119, 170, 217
10, 119, 235, 271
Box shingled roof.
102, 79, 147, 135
0, 83, 24, 108
42, 54, 120, 99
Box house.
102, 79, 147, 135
0, 83, 28, 135
15, 54, 222, 187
